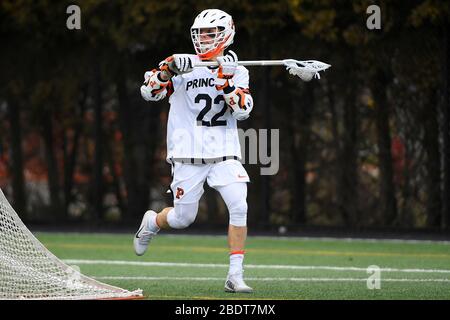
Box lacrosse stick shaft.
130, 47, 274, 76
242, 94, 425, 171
195, 60, 286, 67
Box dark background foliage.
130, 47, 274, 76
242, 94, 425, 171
0, 0, 449, 233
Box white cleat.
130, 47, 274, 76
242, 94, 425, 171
133, 210, 158, 256
224, 273, 253, 293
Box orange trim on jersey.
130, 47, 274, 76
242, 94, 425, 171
230, 250, 245, 255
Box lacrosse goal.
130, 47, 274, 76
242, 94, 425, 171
0, 189, 142, 300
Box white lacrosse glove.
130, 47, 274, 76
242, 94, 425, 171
159, 54, 195, 77
141, 85, 162, 101
216, 50, 238, 79
173, 54, 195, 74
140, 70, 166, 101
143, 70, 153, 84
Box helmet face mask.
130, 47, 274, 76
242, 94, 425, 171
191, 9, 235, 60
191, 27, 226, 55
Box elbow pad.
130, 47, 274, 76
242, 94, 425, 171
140, 69, 172, 101
222, 83, 253, 120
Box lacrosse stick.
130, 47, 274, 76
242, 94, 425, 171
195, 59, 331, 81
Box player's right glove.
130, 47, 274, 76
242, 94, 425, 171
159, 54, 195, 77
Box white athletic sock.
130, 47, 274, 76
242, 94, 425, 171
229, 252, 244, 275
147, 214, 160, 233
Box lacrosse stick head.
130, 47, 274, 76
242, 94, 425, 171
283, 59, 331, 81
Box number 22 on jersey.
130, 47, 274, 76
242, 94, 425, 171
195, 93, 228, 127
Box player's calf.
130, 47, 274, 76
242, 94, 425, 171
155, 207, 173, 229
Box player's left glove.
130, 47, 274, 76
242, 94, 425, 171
215, 50, 238, 90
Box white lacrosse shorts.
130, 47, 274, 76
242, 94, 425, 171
170, 159, 250, 205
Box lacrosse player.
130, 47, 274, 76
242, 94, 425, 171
135, 9, 254, 293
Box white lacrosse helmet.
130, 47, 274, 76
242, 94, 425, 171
191, 9, 235, 60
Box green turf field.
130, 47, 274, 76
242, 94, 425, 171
35, 232, 450, 300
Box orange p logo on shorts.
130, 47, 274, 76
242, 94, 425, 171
175, 187, 185, 199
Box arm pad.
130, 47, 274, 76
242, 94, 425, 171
223, 82, 253, 121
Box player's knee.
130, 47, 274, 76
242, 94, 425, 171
167, 203, 198, 229
177, 212, 196, 229
229, 200, 248, 227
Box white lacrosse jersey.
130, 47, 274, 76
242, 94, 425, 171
166, 56, 250, 162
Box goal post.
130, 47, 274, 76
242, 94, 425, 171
0, 189, 143, 300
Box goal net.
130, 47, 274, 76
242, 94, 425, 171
0, 189, 143, 300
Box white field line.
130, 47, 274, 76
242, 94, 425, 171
93, 276, 450, 283
63, 259, 450, 274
